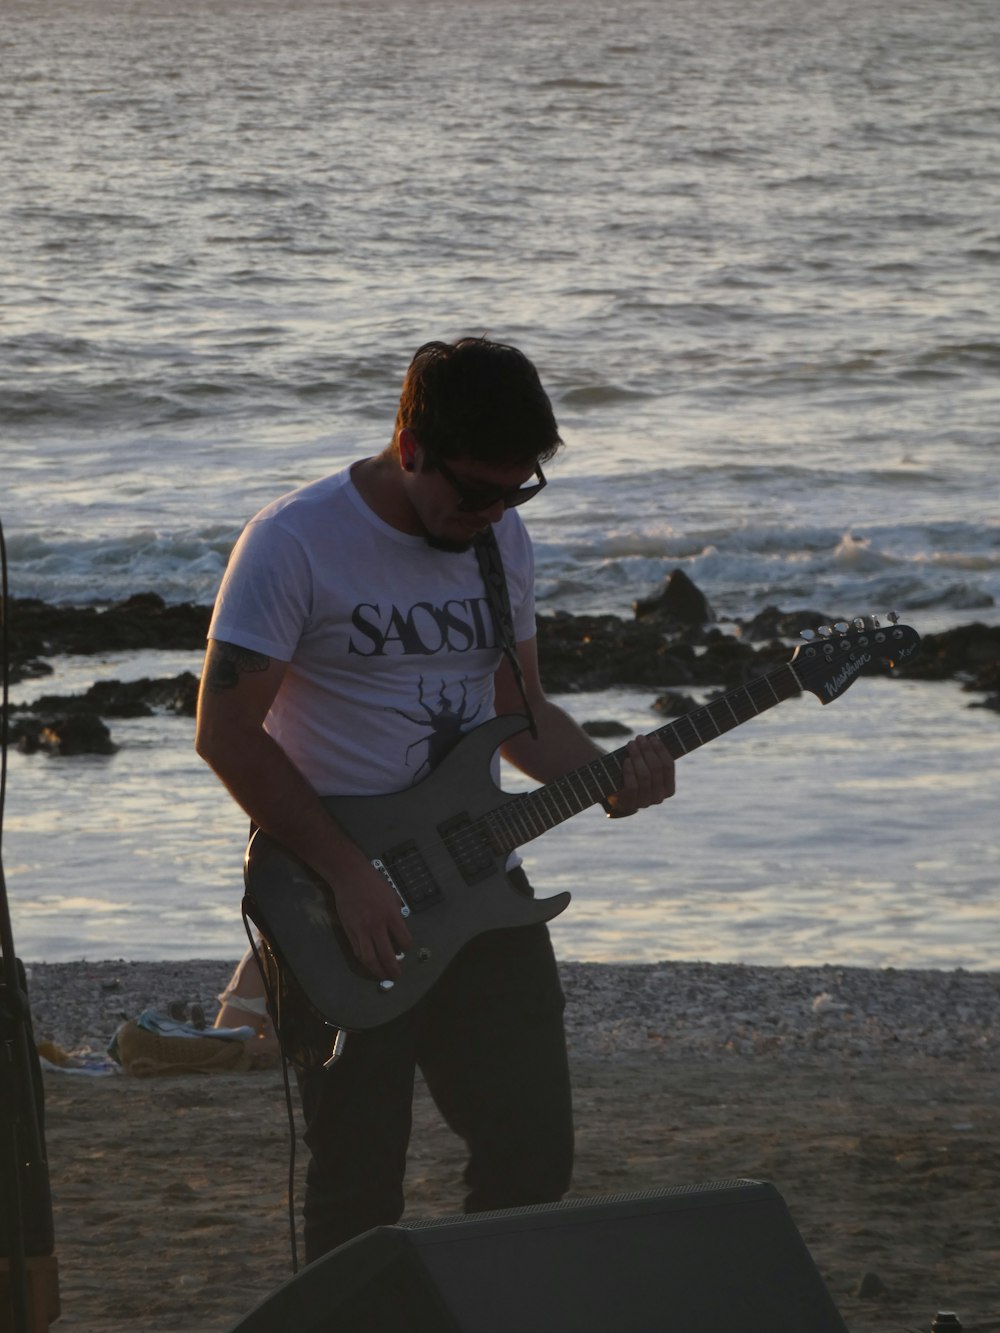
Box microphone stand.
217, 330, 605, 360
0, 517, 56, 1333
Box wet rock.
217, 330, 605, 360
535, 612, 869, 695
11, 672, 200, 720
7, 589, 998, 707
9, 657, 54, 688
741, 606, 839, 641
5, 672, 200, 755
895, 622, 1000, 684
633, 568, 715, 628
14, 713, 118, 756
8, 594, 211, 674
581, 720, 632, 737
535, 612, 697, 692
87, 673, 200, 718
966, 659, 1000, 693
651, 691, 699, 717
20, 688, 149, 719
698, 635, 787, 688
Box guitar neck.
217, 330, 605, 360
485, 659, 803, 853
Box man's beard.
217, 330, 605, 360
425, 533, 474, 554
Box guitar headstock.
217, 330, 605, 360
789, 613, 921, 704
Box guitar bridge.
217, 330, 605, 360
380, 842, 443, 912
371, 858, 411, 917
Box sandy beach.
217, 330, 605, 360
18, 959, 1000, 1332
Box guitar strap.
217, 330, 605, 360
474, 527, 538, 739
475, 529, 623, 818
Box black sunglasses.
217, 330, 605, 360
431, 455, 547, 513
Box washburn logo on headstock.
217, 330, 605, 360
823, 651, 871, 700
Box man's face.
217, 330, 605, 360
404, 439, 545, 552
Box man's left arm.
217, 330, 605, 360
494, 636, 675, 817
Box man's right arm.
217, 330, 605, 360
194, 639, 412, 980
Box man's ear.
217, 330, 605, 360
398, 429, 418, 471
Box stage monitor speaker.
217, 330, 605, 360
227, 1178, 848, 1332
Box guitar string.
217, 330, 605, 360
378, 634, 903, 913
392, 663, 805, 900
380, 638, 904, 911
360, 640, 895, 929
451, 668, 789, 862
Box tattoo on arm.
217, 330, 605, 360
205, 641, 272, 691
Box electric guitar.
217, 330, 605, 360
244, 615, 920, 1031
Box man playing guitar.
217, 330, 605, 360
195, 336, 675, 1261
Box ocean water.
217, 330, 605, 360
2, 0, 998, 967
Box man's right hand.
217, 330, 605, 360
329, 858, 415, 983
196, 638, 414, 984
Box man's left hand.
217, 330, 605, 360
605, 734, 676, 818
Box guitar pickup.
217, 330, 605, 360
437, 814, 497, 886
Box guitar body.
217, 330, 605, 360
244, 714, 572, 1032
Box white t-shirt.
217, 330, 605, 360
208, 465, 536, 797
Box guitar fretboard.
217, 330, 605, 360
482, 661, 803, 853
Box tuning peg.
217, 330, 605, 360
887, 611, 900, 624
853, 617, 866, 630
870, 615, 881, 628
818, 625, 833, 637
834, 621, 849, 633
800, 628, 816, 641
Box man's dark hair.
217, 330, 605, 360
394, 336, 563, 466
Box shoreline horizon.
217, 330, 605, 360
20, 953, 1000, 972
23, 955, 999, 1065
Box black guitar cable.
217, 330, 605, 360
242, 907, 300, 1274
241, 902, 349, 1276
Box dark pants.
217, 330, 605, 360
294, 891, 574, 1262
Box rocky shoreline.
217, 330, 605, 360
5, 578, 1000, 753
24, 957, 1000, 1066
